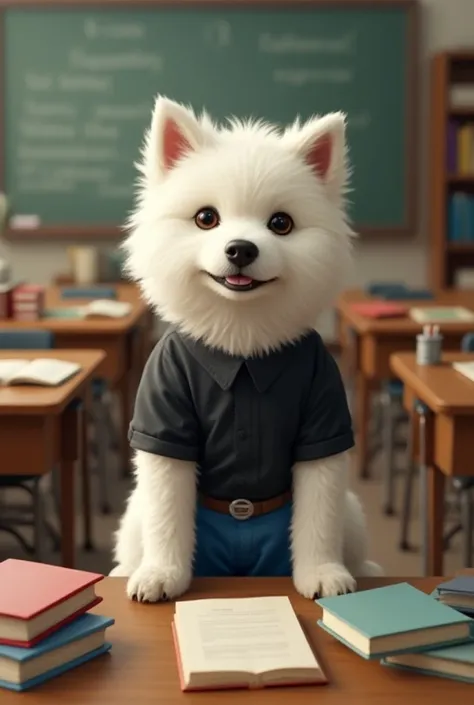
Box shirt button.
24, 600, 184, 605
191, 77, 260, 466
237, 429, 247, 441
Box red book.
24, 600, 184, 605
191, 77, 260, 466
350, 302, 407, 319
0, 559, 104, 647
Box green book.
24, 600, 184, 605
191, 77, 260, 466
316, 583, 473, 659
382, 640, 474, 683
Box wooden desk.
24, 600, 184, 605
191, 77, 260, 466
0, 349, 105, 567
390, 352, 474, 575
336, 288, 474, 477
0, 285, 150, 473
3, 576, 471, 704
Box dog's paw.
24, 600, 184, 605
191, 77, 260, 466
293, 562, 356, 599
126, 562, 191, 603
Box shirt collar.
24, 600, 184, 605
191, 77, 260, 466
179, 332, 295, 393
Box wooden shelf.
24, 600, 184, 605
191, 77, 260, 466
430, 51, 474, 289
450, 106, 474, 116
447, 242, 474, 252
447, 174, 474, 184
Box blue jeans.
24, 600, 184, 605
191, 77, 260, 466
193, 502, 292, 577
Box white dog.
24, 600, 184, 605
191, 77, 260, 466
111, 96, 382, 601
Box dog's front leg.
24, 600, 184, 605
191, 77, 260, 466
127, 451, 196, 603
291, 451, 356, 599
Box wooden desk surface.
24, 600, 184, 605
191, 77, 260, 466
4, 576, 472, 704
336, 288, 474, 336
390, 352, 474, 414
0, 350, 105, 414
0, 284, 147, 335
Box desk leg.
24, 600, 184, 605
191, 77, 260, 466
80, 402, 94, 551
355, 371, 371, 479
59, 404, 78, 567
418, 409, 444, 576
426, 467, 445, 575
117, 373, 132, 478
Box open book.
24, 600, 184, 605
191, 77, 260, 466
172, 596, 327, 691
0, 359, 81, 386
45, 300, 132, 320
82, 299, 132, 318
452, 361, 474, 383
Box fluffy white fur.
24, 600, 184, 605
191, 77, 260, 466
112, 96, 382, 600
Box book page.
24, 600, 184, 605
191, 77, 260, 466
175, 596, 318, 677
0, 359, 29, 384
86, 300, 132, 318
9, 358, 80, 386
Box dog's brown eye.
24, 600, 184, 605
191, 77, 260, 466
194, 207, 220, 230
267, 212, 294, 236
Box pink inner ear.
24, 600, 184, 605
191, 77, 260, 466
163, 119, 192, 170
306, 134, 332, 179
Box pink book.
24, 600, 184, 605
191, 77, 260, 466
0, 559, 103, 646
350, 302, 407, 319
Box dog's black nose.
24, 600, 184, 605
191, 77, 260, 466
225, 240, 259, 267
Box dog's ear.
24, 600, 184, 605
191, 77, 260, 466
284, 113, 348, 202
148, 96, 206, 174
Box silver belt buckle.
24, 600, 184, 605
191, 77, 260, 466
229, 498, 254, 520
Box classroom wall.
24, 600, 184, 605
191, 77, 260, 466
1, 0, 473, 339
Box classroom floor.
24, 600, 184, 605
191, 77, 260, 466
0, 442, 466, 577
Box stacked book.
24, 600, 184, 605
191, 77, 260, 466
0, 559, 114, 691
11, 284, 45, 321
447, 192, 474, 242
317, 581, 474, 684
447, 120, 474, 174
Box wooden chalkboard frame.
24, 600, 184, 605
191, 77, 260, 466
0, 0, 419, 240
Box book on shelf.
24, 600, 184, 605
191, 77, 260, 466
0, 559, 104, 646
447, 192, 474, 242
0, 613, 114, 692
316, 582, 473, 660
408, 306, 474, 323
382, 640, 474, 684
432, 576, 474, 615
447, 119, 474, 174
172, 596, 327, 691
0, 358, 81, 387
452, 361, 474, 383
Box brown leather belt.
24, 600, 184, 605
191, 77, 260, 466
199, 491, 292, 520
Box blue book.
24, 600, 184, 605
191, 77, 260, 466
0, 613, 114, 691
382, 639, 474, 683
432, 576, 474, 615
448, 192, 470, 241
316, 582, 473, 660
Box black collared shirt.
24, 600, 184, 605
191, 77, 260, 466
128, 328, 354, 501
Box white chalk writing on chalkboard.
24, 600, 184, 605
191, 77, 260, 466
273, 68, 352, 86
58, 75, 112, 93
259, 32, 356, 54
204, 20, 232, 48
69, 48, 162, 72
84, 17, 146, 40
24, 101, 76, 118
24, 74, 53, 91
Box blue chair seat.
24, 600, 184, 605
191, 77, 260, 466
0, 330, 53, 349
384, 380, 404, 398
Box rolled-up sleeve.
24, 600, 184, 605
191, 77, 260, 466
294, 341, 354, 462
128, 336, 199, 461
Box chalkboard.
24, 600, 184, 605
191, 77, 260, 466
0, 0, 419, 238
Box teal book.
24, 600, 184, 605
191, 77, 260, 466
0, 613, 114, 691
432, 576, 474, 616
382, 639, 474, 683
316, 582, 473, 660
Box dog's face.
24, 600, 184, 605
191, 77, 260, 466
124, 97, 354, 356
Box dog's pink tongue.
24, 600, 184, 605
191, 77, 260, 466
226, 275, 253, 286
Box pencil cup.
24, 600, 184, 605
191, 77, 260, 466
416, 332, 443, 365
